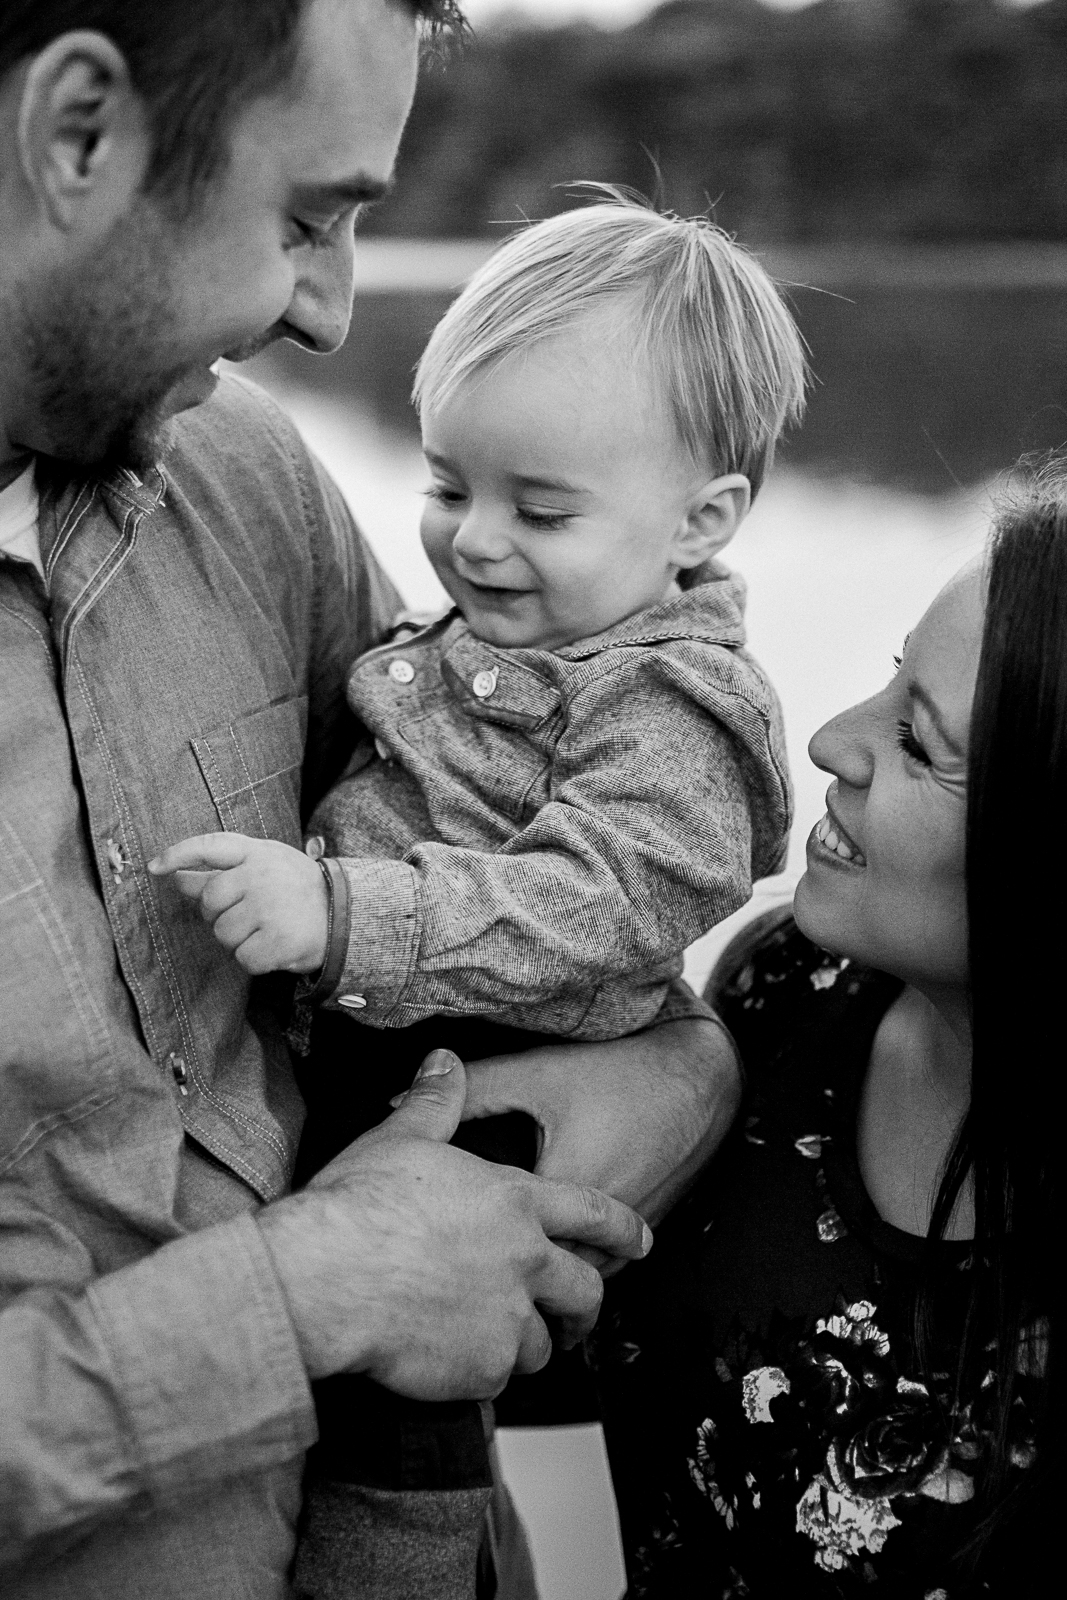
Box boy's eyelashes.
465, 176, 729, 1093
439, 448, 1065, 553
423, 485, 575, 531
515, 507, 573, 530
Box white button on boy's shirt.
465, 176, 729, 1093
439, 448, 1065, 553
0, 463, 44, 580
388, 658, 415, 684
472, 668, 498, 699
337, 994, 367, 1010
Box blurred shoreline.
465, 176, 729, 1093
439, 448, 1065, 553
342, 237, 1067, 294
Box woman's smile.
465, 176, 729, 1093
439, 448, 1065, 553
809, 798, 867, 868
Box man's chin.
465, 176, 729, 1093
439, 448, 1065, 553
162, 364, 221, 416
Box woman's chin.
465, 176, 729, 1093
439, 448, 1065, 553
794, 847, 857, 956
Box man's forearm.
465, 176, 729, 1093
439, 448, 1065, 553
0, 1216, 314, 1574
462, 1011, 743, 1230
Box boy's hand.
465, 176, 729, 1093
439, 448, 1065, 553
148, 834, 329, 975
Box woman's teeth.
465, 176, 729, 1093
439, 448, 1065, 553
815, 814, 866, 866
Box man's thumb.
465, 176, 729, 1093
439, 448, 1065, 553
387, 1050, 465, 1142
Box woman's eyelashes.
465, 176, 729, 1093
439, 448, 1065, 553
896, 718, 931, 766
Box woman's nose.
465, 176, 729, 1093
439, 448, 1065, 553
808, 700, 875, 790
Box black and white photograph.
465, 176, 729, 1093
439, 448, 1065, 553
0, 2, 1060, 1596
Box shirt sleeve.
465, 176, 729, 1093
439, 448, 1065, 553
322, 653, 789, 1038
0, 1214, 315, 1574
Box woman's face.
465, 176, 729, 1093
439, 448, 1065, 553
794, 564, 984, 994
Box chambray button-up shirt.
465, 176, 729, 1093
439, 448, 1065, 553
0, 378, 400, 1596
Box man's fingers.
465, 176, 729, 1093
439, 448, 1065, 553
532, 1238, 605, 1334
512, 1314, 554, 1376
378, 1051, 466, 1145
149, 834, 251, 875
530, 1179, 652, 1264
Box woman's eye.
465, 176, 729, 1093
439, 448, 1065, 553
516, 508, 571, 530
896, 718, 930, 766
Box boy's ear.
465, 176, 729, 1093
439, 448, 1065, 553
672, 473, 752, 569
17, 31, 150, 234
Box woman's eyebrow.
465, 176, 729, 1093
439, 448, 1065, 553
911, 681, 965, 758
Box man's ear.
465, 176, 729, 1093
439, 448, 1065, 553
672, 473, 752, 569
17, 31, 150, 234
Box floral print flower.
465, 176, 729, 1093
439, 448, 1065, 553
741, 1365, 791, 1424
796, 1466, 901, 1572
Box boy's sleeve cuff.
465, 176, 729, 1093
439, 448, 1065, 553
300, 857, 351, 1004
319, 856, 421, 1019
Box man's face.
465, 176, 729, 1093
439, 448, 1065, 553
15, 0, 418, 471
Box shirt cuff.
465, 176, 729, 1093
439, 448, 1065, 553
85, 1213, 316, 1502
319, 856, 421, 1019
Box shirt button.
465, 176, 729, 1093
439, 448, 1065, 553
304, 835, 325, 860
374, 736, 392, 762
338, 993, 367, 1010
472, 668, 499, 699
388, 658, 415, 685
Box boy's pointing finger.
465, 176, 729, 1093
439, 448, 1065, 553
149, 835, 250, 875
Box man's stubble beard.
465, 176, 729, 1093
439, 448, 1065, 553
18, 202, 197, 475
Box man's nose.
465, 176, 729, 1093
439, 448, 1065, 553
282, 231, 356, 355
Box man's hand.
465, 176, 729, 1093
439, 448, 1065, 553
258, 1050, 652, 1400
461, 1017, 742, 1270
149, 834, 328, 974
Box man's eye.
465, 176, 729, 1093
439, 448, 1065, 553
896, 719, 930, 766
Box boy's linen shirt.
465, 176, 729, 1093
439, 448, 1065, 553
312, 564, 792, 1038
0, 378, 402, 1595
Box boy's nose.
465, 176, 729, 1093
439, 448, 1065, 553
451, 511, 511, 567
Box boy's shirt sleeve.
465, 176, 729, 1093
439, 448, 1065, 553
315, 647, 791, 1039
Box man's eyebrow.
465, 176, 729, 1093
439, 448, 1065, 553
293, 174, 393, 209
911, 681, 965, 758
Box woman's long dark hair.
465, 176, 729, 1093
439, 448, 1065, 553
925, 455, 1064, 1579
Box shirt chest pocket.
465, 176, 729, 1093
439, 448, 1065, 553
190, 695, 307, 845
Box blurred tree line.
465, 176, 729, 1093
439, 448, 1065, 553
368, 0, 1067, 242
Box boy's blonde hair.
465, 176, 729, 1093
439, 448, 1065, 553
413, 191, 808, 495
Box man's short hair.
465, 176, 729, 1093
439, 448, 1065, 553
0, 0, 463, 203
414, 190, 808, 496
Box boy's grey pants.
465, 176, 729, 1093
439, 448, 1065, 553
292, 1413, 539, 1600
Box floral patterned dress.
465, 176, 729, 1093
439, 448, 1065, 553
594, 916, 1038, 1599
